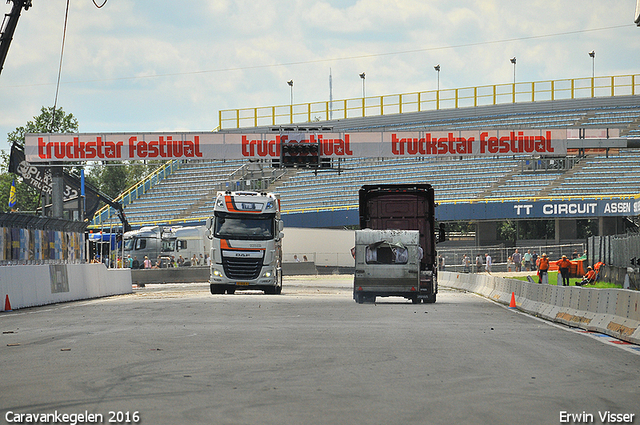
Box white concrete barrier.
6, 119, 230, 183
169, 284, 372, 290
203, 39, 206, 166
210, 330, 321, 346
440, 272, 640, 345
0, 263, 132, 311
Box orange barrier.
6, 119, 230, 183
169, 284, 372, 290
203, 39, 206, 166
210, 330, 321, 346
549, 259, 586, 277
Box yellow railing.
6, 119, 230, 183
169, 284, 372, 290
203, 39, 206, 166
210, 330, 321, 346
219, 73, 639, 130
89, 160, 182, 228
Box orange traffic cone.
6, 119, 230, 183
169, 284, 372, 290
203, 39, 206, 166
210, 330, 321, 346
508, 292, 516, 309
4, 294, 12, 312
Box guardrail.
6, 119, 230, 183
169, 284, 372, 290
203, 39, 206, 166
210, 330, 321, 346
439, 271, 640, 344
219, 73, 640, 129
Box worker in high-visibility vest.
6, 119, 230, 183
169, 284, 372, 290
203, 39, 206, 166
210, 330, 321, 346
578, 266, 597, 286
538, 253, 550, 284
557, 255, 572, 286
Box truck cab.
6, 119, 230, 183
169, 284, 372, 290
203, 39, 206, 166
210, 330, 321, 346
206, 191, 284, 294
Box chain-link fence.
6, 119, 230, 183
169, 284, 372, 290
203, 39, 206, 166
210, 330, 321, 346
438, 243, 586, 273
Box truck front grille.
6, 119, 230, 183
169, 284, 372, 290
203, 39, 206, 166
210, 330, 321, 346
223, 257, 262, 280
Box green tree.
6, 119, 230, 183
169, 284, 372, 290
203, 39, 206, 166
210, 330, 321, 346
1, 106, 79, 213
6, 106, 78, 149
86, 162, 155, 200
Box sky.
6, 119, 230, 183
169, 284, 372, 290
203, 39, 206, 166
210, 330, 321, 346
1, 0, 639, 152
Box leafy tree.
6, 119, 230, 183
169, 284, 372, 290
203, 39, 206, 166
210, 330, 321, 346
498, 220, 517, 244
6, 106, 78, 149
1, 106, 79, 212
86, 162, 155, 200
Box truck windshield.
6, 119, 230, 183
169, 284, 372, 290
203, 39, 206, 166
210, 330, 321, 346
162, 239, 176, 252
214, 213, 274, 240
124, 238, 134, 251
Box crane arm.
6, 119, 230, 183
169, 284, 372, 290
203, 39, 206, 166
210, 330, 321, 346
0, 0, 31, 76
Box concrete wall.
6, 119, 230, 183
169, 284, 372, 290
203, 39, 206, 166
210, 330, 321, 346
0, 264, 132, 311
439, 271, 640, 344
283, 227, 355, 267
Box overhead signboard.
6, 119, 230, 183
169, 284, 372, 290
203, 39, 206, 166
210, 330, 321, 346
21, 129, 597, 163
436, 197, 640, 221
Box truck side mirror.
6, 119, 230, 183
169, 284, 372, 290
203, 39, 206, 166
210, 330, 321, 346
278, 220, 284, 232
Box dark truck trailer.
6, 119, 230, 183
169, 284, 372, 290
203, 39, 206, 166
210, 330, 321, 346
355, 184, 437, 303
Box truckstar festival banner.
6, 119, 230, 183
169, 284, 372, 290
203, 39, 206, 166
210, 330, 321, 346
23, 129, 576, 163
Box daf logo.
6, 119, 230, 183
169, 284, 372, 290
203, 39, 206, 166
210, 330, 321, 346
237, 253, 251, 257
249, 244, 261, 248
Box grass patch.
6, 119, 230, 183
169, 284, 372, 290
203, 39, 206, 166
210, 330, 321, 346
507, 271, 622, 288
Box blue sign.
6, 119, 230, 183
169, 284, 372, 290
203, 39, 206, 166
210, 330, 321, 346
436, 198, 640, 221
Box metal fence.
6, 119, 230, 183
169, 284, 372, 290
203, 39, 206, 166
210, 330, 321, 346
588, 234, 640, 269
438, 243, 586, 273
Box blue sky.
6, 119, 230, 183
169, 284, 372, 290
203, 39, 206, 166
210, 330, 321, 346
1, 0, 638, 150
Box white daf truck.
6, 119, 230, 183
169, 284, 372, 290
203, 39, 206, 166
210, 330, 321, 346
206, 191, 284, 294
123, 225, 211, 267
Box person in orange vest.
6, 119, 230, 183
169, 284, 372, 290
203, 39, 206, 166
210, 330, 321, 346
538, 253, 550, 284
557, 255, 572, 286
577, 266, 597, 286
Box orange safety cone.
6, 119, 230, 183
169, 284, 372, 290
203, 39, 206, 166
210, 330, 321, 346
508, 292, 517, 309
4, 294, 12, 312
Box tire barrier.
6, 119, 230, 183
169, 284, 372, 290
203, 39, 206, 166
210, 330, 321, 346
0, 263, 132, 311
439, 271, 640, 345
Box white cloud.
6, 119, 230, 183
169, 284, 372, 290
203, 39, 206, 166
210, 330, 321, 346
0, 0, 638, 141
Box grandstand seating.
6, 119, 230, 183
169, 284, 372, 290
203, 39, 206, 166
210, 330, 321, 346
95, 95, 640, 228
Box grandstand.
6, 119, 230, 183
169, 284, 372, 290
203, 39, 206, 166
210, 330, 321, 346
92, 79, 640, 242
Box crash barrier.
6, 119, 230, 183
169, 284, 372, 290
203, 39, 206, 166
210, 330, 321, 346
283, 262, 318, 275
130, 263, 320, 285
439, 271, 640, 345
131, 266, 210, 285
0, 263, 132, 311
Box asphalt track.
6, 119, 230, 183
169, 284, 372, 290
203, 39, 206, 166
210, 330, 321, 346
1, 276, 639, 425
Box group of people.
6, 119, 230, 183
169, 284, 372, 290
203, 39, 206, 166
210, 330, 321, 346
507, 249, 539, 272
457, 249, 599, 286
103, 253, 212, 269
459, 253, 493, 273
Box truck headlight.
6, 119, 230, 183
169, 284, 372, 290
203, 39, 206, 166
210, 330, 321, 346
213, 269, 223, 277
263, 271, 272, 278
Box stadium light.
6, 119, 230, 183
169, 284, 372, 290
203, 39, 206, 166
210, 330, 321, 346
359, 72, 366, 98
510, 57, 516, 84
287, 80, 293, 106
434, 64, 440, 91
589, 51, 595, 79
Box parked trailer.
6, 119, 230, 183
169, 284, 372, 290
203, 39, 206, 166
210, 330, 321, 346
354, 229, 423, 303
123, 225, 210, 267
356, 184, 438, 303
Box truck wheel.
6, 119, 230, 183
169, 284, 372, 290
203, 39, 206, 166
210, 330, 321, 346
355, 293, 364, 304
424, 294, 437, 304
275, 284, 282, 295
411, 296, 420, 304
226, 288, 235, 295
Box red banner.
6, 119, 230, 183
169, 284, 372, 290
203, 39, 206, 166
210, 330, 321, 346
24, 129, 575, 162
